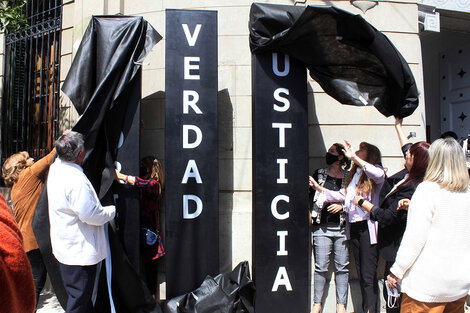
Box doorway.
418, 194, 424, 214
421, 9, 470, 142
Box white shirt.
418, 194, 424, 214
47, 158, 115, 265
390, 181, 470, 302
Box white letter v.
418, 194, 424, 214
182, 24, 202, 47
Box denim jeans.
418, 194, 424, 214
312, 226, 349, 305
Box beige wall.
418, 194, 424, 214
58, 0, 423, 304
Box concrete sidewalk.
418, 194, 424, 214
36, 286, 470, 313
36, 290, 63, 313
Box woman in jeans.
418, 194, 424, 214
311, 140, 385, 313
309, 143, 350, 313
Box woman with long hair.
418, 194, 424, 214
311, 140, 385, 313
2, 146, 56, 307
115, 156, 165, 298
308, 143, 351, 313
354, 117, 430, 312
387, 138, 470, 312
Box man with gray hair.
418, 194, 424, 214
47, 131, 115, 313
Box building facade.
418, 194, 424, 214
1, 0, 469, 311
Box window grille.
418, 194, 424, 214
1, 0, 62, 165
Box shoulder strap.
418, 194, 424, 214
317, 168, 328, 186
341, 170, 349, 187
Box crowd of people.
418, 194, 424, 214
309, 117, 470, 313
2, 115, 470, 313
1, 131, 165, 313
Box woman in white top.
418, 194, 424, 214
387, 138, 470, 313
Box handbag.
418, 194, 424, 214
312, 169, 328, 224
140, 227, 166, 260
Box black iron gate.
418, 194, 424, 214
1, 0, 62, 164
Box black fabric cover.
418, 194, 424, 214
249, 3, 419, 118
62, 15, 162, 198
162, 261, 255, 313
32, 179, 68, 308
106, 222, 156, 313
32, 15, 161, 312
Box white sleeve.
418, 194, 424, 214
68, 181, 116, 226
390, 182, 435, 279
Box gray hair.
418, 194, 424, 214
54, 131, 85, 162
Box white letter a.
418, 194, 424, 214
272, 266, 293, 292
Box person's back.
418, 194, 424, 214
47, 131, 115, 313
48, 157, 114, 265
404, 181, 470, 300
390, 138, 470, 310
9, 149, 55, 252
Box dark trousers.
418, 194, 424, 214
142, 251, 158, 296
59, 262, 97, 313
27, 249, 48, 306
350, 221, 378, 313
383, 261, 401, 313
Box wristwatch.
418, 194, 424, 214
358, 198, 365, 208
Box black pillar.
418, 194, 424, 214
252, 52, 310, 312
165, 9, 219, 298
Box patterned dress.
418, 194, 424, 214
134, 177, 161, 234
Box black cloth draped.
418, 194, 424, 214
249, 3, 419, 118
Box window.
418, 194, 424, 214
1, 0, 62, 163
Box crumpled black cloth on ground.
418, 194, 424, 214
62, 15, 162, 199
249, 3, 419, 118
162, 261, 255, 313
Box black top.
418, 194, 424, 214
310, 169, 343, 225
370, 143, 416, 262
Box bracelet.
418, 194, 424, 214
358, 198, 365, 208
125, 175, 129, 183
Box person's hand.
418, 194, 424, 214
327, 203, 343, 214
354, 195, 363, 206
387, 273, 399, 289
397, 199, 410, 211
115, 169, 127, 181
342, 140, 356, 160
309, 176, 314, 187
309, 176, 322, 192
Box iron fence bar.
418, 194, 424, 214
1, 0, 63, 164
21, 40, 28, 152
51, 0, 60, 144
43, 30, 51, 154
26, 33, 33, 153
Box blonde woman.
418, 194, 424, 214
2, 147, 56, 306
388, 138, 470, 312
